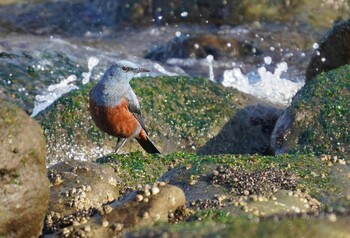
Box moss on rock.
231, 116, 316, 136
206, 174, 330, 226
35, 76, 253, 164
272, 65, 350, 158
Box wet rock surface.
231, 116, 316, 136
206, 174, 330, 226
272, 64, 350, 158
35, 76, 257, 164
0, 100, 49, 238
306, 20, 350, 81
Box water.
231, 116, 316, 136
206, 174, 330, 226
6, 22, 310, 118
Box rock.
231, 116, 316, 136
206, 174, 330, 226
46, 160, 121, 218
272, 65, 350, 157
43, 183, 186, 237
103, 183, 185, 229
35, 76, 254, 163
145, 34, 261, 62
0, 100, 49, 238
306, 20, 350, 81
43, 160, 122, 235
198, 104, 283, 155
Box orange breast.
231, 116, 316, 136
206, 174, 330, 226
89, 96, 140, 138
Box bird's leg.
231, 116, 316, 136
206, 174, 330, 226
115, 138, 128, 153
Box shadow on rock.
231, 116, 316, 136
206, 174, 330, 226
198, 104, 283, 155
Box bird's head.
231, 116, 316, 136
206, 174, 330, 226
102, 60, 150, 84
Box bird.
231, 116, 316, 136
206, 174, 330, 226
89, 60, 160, 154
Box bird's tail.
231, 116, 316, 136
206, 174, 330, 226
136, 135, 160, 154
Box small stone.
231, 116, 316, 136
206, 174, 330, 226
328, 213, 337, 222
136, 194, 144, 202
84, 226, 91, 232
115, 223, 124, 231
243, 190, 250, 196
102, 220, 109, 227
151, 186, 160, 195
158, 181, 166, 186
103, 204, 113, 214
142, 212, 150, 219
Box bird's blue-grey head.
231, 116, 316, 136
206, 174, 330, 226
101, 60, 150, 84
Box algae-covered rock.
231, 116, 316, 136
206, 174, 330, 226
272, 65, 350, 158
41, 152, 350, 237
35, 76, 254, 164
0, 100, 49, 238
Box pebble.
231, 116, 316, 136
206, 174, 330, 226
328, 213, 337, 222
102, 220, 109, 227
151, 186, 160, 195
136, 194, 144, 202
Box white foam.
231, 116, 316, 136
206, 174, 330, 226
153, 62, 179, 76
82, 56, 99, 84
222, 61, 304, 106
31, 75, 79, 117
206, 55, 215, 82
31, 57, 99, 117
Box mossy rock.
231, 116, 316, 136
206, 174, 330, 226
35, 76, 254, 164
42, 151, 350, 237
100, 152, 347, 203
272, 65, 350, 158
127, 215, 350, 238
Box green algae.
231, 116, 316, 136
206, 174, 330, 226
284, 65, 350, 158
128, 214, 350, 238
97, 152, 336, 202
36, 76, 252, 163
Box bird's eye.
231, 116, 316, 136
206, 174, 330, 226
122, 66, 128, 71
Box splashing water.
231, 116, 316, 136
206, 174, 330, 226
31, 57, 99, 117
222, 59, 305, 106
82, 56, 99, 85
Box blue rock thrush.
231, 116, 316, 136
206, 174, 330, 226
89, 60, 160, 154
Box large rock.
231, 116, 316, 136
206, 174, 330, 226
272, 65, 350, 158
42, 182, 186, 237
0, 100, 49, 238
306, 20, 350, 81
44, 160, 122, 234
35, 76, 255, 164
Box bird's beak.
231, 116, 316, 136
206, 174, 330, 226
135, 68, 150, 73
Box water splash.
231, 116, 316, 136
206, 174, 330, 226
206, 55, 215, 82
82, 56, 99, 85
31, 57, 99, 117
222, 59, 304, 106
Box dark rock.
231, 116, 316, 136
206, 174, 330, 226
0, 100, 49, 238
272, 65, 350, 157
198, 104, 283, 155
146, 34, 261, 62
306, 20, 350, 81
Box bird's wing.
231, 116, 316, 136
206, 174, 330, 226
125, 88, 147, 132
